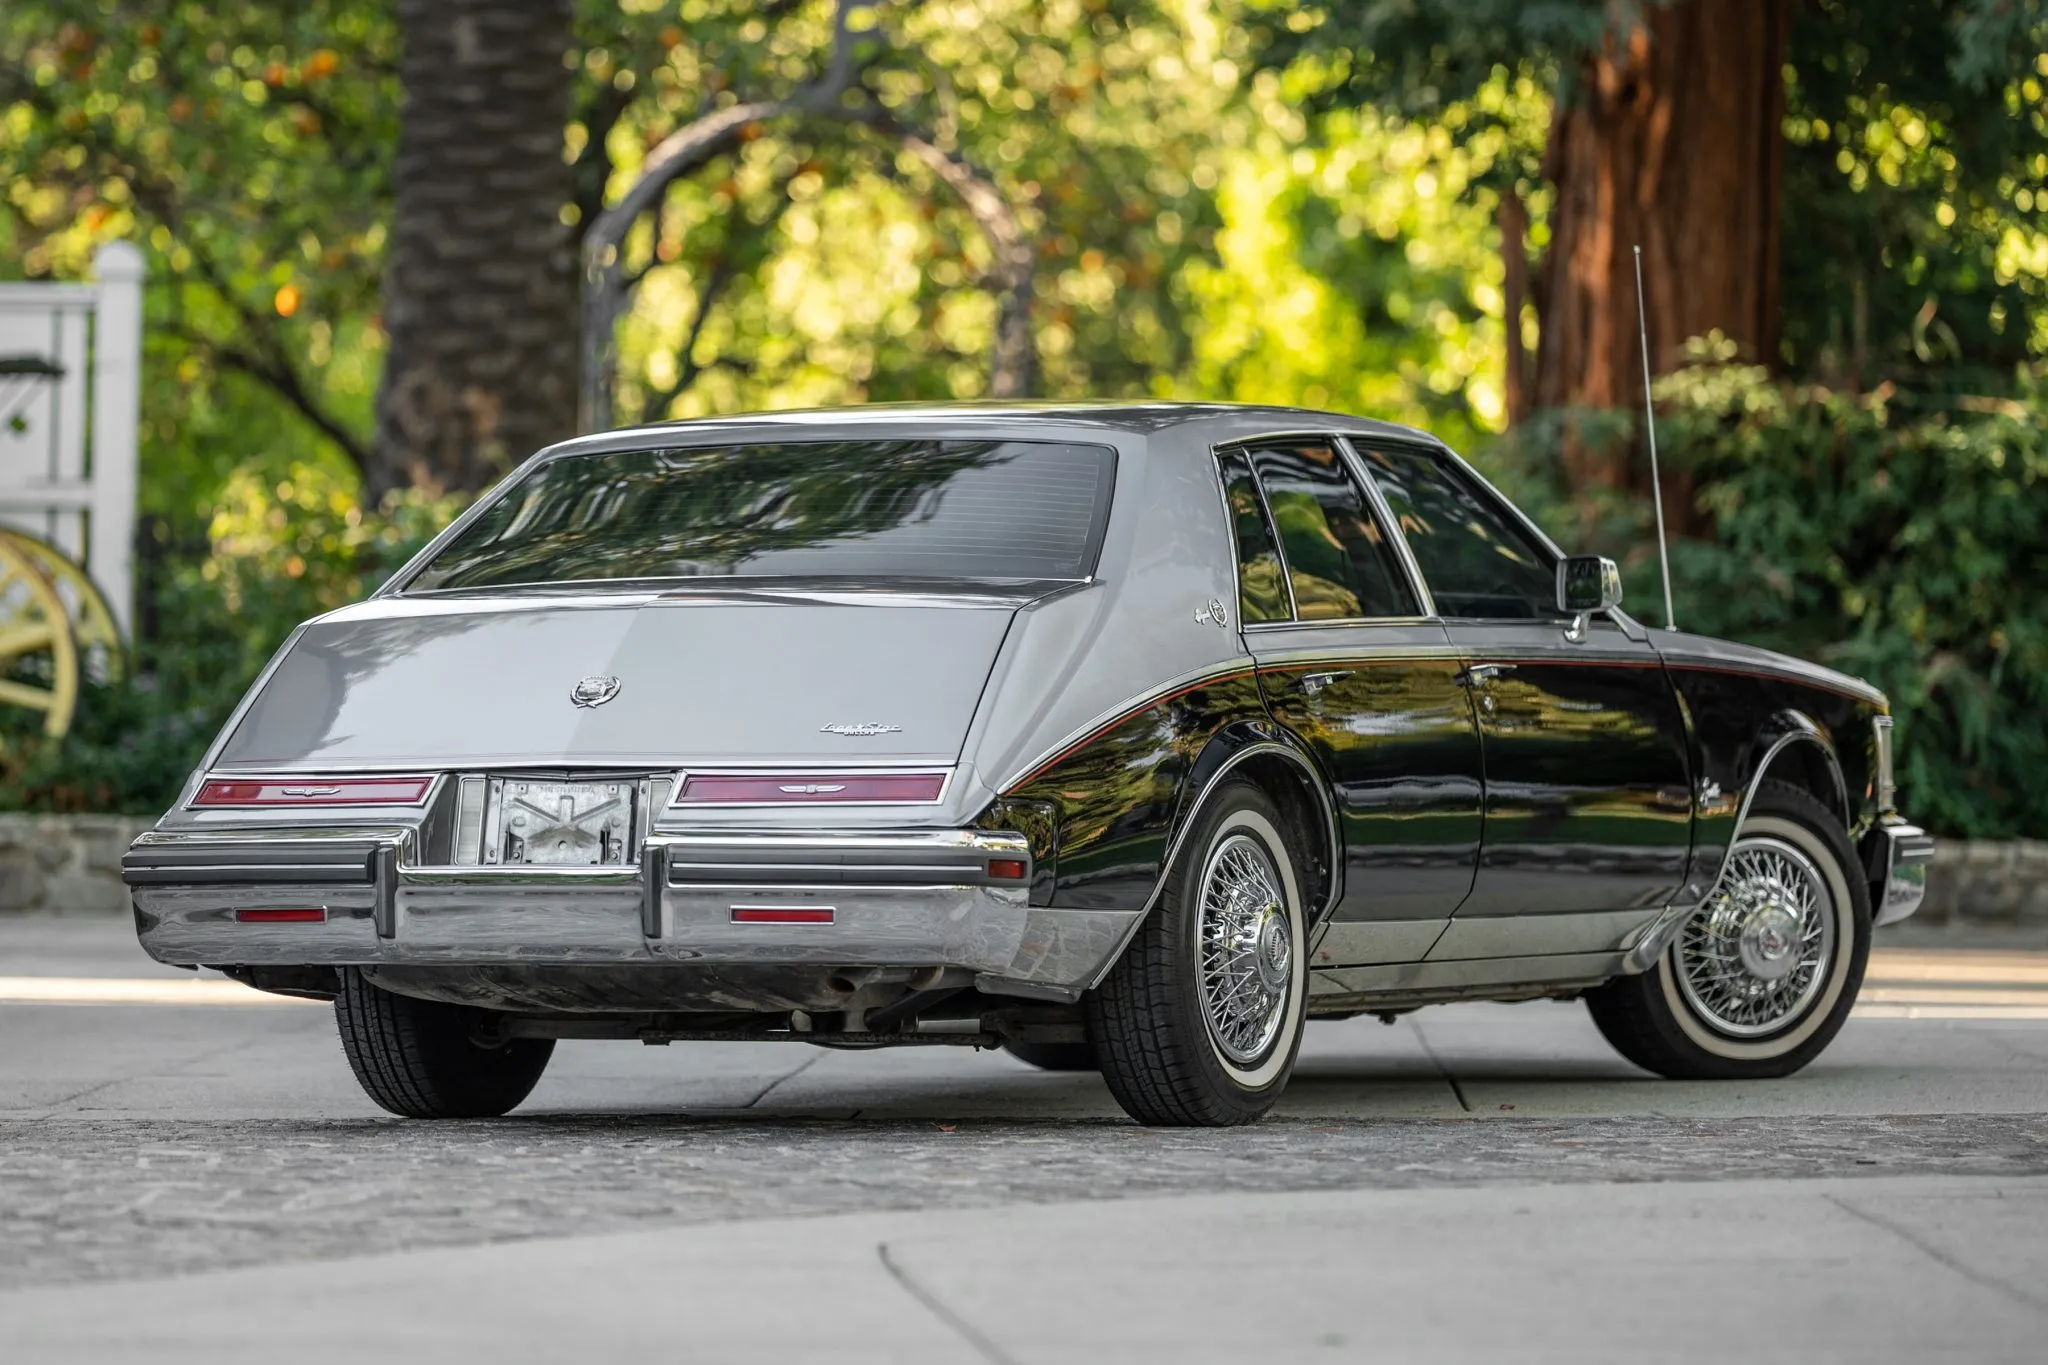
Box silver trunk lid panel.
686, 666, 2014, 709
214, 595, 1014, 769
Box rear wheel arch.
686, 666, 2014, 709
1175, 729, 1339, 924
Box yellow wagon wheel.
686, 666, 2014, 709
0, 529, 123, 689
0, 534, 80, 736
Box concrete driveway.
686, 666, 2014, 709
3, 915, 2045, 1363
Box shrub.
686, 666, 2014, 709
1486, 358, 2047, 838
0, 467, 462, 814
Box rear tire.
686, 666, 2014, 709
1003, 1040, 1099, 1072
1088, 782, 1308, 1126
1585, 780, 1869, 1080
334, 968, 554, 1118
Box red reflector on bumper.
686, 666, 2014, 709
988, 858, 1028, 881
235, 908, 327, 924
195, 776, 433, 807
730, 906, 835, 925
676, 773, 945, 804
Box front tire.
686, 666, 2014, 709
1089, 782, 1309, 1126
335, 968, 554, 1118
1585, 780, 1870, 1080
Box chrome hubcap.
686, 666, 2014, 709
1199, 832, 1292, 1065
1676, 836, 1835, 1037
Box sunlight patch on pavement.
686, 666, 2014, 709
1853, 948, 2048, 1019
0, 976, 319, 1006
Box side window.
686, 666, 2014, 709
1357, 443, 1558, 620
1217, 451, 1289, 624
1247, 442, 1418, 621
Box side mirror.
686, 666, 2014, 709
1556, 555, 1622, 641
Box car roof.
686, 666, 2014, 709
543, 401, 1443, 456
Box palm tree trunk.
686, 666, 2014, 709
372, 0, 578, 499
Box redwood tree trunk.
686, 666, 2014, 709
372, 0, 579, 498
1533, 0, 1787, 505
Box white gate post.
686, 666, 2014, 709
88, 241, 145, 636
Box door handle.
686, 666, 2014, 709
1295, 670, 1353, 697
1455, 663, 1513, 688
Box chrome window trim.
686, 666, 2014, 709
1334, 434, 1438, 618
1208, 449, 1286, 628
1215, 433, 1428, 629
381, 435, 1122, 597
1247, 454, 1301, 622
1346, 433, 1576, 625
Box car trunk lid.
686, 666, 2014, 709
214, 593, 1017, 769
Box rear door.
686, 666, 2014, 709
1353, 441, 1694, 953
1221, 441, 1484, 968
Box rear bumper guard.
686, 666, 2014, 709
126, 828, 1129, 998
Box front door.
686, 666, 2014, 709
1220, 442, 1485, 968
1352, 440, 1694, 956
1444, 621, 1695, 917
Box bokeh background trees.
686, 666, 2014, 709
1, 0, 2044, 831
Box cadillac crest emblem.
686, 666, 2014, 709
570, 675, 621, 708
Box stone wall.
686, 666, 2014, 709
0, 816, 2042, 928
1917, 839, 2048, 929
0, 814, 156, 916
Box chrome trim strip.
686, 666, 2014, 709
1079, 739, 1341, 992
1241, 618, 1444, 635
122, 863, 372, 886
998, 658, 1258, 791
400, 866, 642, 886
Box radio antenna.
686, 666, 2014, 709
1633, 244, 1676, 631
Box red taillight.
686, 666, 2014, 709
194, 776, 434, 808
988, 858, 1029, 881
675, 773, 946, 805
731, 906, 835, 924
236, 908, 327, 924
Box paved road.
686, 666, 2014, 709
3, 915, 2047, 1362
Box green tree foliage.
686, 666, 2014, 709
1499, 355, 2048, 837
2, 1, 2043, 836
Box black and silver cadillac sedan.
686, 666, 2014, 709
126, 404, 1934, 1126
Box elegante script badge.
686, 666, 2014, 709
819, 722, 901, 737
570, 675, 622, 708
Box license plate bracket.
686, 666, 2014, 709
483, 779, 637, 866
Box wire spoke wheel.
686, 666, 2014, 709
1196, 832, 1293, 1065
1675, 834, 1836, 1038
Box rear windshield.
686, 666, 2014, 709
402, 438, 1118, 591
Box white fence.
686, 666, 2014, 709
0, 242, 144, 635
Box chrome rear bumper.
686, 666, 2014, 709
1869, 817, 1936, 927
124, 828, 1129, 1001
